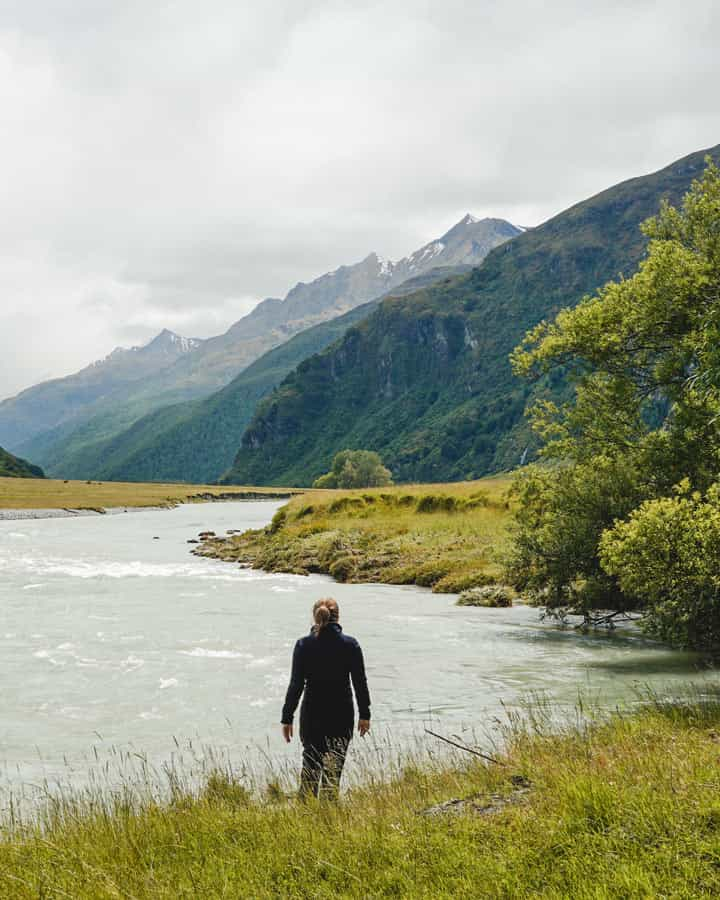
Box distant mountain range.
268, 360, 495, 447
57, 266, 468, 484
0, 329, 201, 452
0, 446, 44, 479
222, 144, 720, 486
4, 215, 520, 478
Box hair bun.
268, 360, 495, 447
312, 597, 339, 633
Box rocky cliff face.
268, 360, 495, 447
223, 144, 720, 487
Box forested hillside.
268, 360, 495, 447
35, 268, 469, 483
224, 145, 720, 486
0, 446, 44, 478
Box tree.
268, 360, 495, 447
313, 450, 393, 489
599, 482, 720, 650
506, 161, 720, 644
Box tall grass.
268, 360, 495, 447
197, 475, 513, 593
2, 692, 720, 897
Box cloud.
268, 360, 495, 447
0, 0, 718, 396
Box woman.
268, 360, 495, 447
281, 597, 371, 798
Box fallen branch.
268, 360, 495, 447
424, 729, 505, 766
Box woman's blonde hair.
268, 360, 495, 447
312, 597, 339, 633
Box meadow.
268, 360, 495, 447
195, 475, 513, 593
0, 476, 300, 511
2, 694, 720, 897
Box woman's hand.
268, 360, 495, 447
358, 719, 370, 737
282, 723, 293, 743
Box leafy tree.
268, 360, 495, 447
599, 482, 720, 650
313, 450, 393, 489
507, 161, 720, 642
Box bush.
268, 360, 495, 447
599, 482, 720, 650
413, 560, 452, 587
328, 556, 357, 582
312, 449, 393, 489
433, 571, 496, 593
456, 585, 514, 607
268, 507, 287, 534
327, 496, 366, 514
416, 494, 458, 513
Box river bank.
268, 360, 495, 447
0, 505, 171, 521
193, 475, 513, 594
2, 695, 719, 897
0, 474, 300, 515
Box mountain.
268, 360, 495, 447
0, 446, 44, 478
223, 144, 720, 487
0, 330, 202, 452
15, 216, 520, 478
60, 266, 471, 483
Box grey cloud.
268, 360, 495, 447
0, 0, 719, 397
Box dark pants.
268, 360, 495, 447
300, 736, 350, 799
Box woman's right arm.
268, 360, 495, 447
281, 640, 305, 729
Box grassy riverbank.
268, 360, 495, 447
0, 476, 301, 511
2, 697, 720, 897
195, 475, 512, 593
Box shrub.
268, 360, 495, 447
312, 449, 393, 489
456, 585, 514, 607
599, 482, 720, 650
416, 494, 458, 513
328, 556, 357, 582
328, 496, 366, 514
433, 571, 496, 593
268, 507, 288, 534
413, 560, 452, 587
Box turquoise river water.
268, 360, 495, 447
0, 500, 715, 804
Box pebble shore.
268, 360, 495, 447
0, 506, 169, 521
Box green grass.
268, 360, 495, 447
0, 476, 301, 510
195, 475, 513, 592
3, 696, 720, 897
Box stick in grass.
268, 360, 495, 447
424, 729, 505, 766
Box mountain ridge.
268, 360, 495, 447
223, 144, 720, 487
63, 266, 472, 483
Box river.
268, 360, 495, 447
0, 500, 714, 803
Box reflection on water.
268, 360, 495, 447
0, 501, 716, 798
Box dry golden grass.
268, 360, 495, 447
196, 474, 514, 593
0, 476, 301, 510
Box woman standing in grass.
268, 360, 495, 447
281, 597, 371, 798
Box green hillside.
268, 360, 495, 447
0, 446, 44, 479
224, 145, 720, 486
38, 267, 468, 483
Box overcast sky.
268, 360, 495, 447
1, 0, 718, 398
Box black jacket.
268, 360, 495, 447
281, 623, 371, 741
